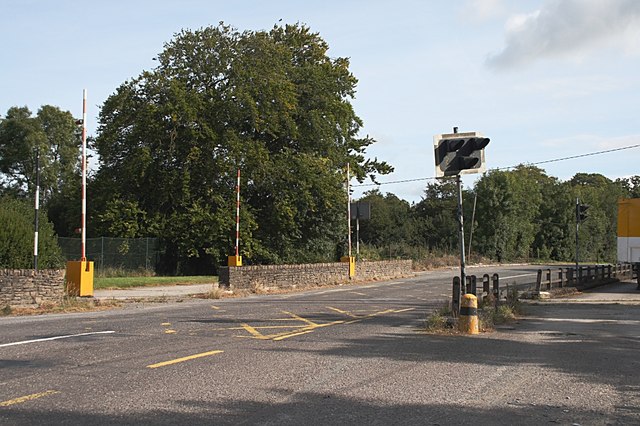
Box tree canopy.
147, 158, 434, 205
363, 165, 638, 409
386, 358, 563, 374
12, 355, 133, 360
92, 23, 391, 273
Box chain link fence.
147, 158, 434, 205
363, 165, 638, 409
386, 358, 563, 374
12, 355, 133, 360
58, 237, 160, 276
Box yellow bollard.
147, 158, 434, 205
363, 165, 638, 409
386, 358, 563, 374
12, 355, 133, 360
459, 294, 479, 334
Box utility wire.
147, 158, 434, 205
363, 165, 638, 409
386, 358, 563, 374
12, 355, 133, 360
352, 143, 640, 188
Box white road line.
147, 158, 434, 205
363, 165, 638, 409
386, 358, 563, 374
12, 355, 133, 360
0, 331, 115, 348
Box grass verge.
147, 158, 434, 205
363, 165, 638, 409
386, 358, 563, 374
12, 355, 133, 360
94, 275, 217, 289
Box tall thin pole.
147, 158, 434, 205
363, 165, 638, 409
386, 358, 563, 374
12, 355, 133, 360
347, 164, 352, 258
81, 89, 87, 261
34, 148, 40, 271
457, 174, 466, 289
235, 169, 241, 257
467, 191, 477, 260
575, 197, 579, 283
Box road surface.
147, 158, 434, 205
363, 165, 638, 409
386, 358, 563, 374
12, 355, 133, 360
1, 265, 638, 425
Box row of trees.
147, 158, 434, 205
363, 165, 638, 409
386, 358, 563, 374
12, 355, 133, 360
1, 23, 637, 273
358, 169, 640, 264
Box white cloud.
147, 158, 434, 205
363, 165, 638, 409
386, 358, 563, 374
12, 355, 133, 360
513, 75, 627, 99
487, 0, 640, 69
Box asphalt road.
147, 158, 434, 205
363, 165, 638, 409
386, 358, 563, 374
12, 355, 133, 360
1, 265, 639, 425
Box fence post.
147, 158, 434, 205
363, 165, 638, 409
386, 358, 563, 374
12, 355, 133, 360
558, 268, 564, 288
492, 273, 500, 306
546, 269, 552, 290
452, 276, 461, 317
470, 275, 477, 296
482, 274, 490, 299
535, 269, 543, 294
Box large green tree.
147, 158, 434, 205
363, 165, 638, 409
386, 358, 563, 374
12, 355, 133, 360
93, 23, 391, 273
0, 106, 80, 201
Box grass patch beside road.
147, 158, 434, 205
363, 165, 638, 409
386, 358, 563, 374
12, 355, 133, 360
94, 275, 217, 290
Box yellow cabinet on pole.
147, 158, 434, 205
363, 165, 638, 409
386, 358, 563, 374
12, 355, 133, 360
340, 256, 356, 278
66, 261, 94, 297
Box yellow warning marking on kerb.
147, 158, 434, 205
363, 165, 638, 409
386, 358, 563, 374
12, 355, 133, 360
0, 390, 59, 407
147, 350, 224, 369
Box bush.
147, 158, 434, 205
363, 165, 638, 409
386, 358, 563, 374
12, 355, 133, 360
0, 196, 64, 269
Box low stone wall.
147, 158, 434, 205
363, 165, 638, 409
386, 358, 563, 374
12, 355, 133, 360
219, 260, 413, 290
0, 269, 65, 306
356, 260, 413, 281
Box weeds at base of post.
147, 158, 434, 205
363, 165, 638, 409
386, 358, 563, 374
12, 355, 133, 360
422, 288, 522, 335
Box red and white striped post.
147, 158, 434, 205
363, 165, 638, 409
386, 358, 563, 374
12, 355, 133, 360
235, 169, 240, 257
228, 169, 242, 267
65, 89, 94, 297
81, 89, 87, 261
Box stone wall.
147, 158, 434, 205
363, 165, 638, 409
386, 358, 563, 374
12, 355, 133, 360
219, 260, 413, 290
356, 260, 413, 281
0, 269, 65, 306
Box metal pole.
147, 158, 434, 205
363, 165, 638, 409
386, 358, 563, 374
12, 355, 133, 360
235, 169, 240, 257
468, 191, 477, 261
347, 164, 352, 258
34, 148, 40, 271
81, 89, 87, 261
457, 174, 466, 289
356, 215, 360, 258
575, 197, 579, 284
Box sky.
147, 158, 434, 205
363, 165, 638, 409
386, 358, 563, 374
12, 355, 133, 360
1, 0, 639, 203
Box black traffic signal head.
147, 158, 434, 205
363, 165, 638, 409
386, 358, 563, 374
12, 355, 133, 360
434, 132, 490, 177
577, 203, 589, 222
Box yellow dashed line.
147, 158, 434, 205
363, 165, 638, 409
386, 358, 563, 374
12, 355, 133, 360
0, 390, 59, 407
164, 329, 176, 334
147, 350, 224, 369
161, 322, 171, 326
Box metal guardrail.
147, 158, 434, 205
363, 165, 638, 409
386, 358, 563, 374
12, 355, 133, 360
451, 263, 638, 315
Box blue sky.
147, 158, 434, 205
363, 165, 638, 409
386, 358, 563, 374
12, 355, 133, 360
2, 0, 639, 203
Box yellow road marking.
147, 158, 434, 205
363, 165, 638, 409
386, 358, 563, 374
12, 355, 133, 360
350, 291, 367, 296
164, 329, 176, 334
272, 330, 315, 341
161, 322, 171, 326
229, 325, 307, 330
327, 306, 360, 318
0, 390, 59, 407
393, 308, 416, 313
235, 306, 411, 341
281, 311, 318, 326
211, 306, 220, 310
240, 323, 269, 339
146, 350, 224, 369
